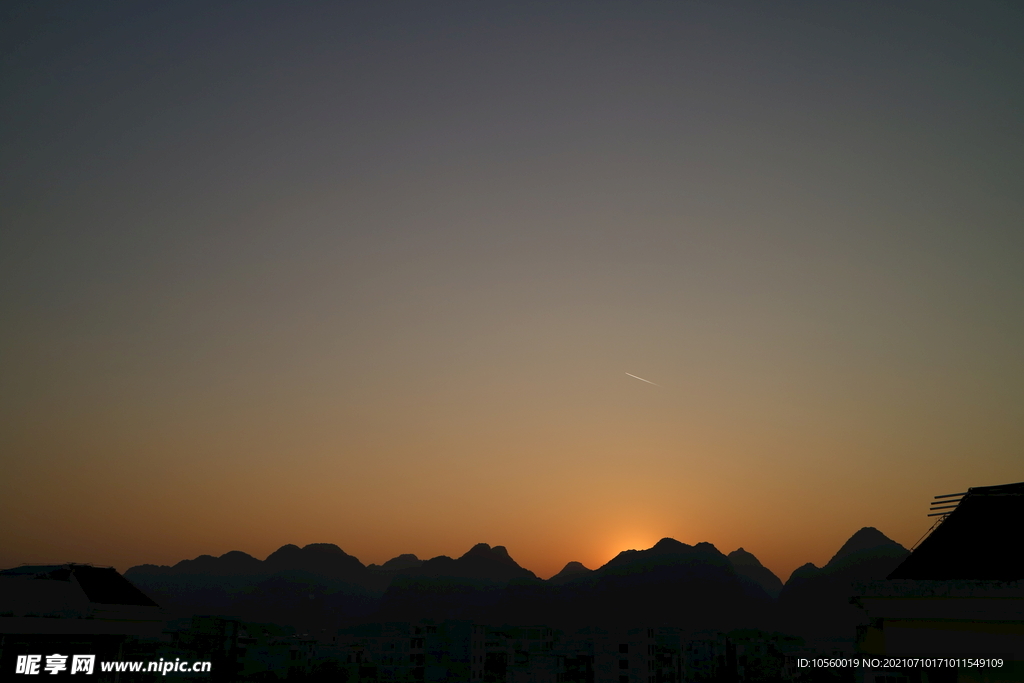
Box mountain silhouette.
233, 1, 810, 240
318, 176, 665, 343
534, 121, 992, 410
126, 538, 780, 630
368, 554, 423, 573
779, 527, 908, 642
376, 544, 540, 621
123, 531, 907, 634
125, 543, 382, 628
471, 538, 777, 629
728, 548, 783, 599
570, 538, 775, 629
824, 527, 907, 571
547, 561, 592, 585
391, 543, 537, 584
264, 543, 367, 579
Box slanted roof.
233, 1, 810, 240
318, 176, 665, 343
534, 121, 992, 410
888, 481, 1024, 581
71, 565, 159, 606
0, 564, 158, 607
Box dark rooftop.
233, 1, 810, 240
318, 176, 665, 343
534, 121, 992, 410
887, 481, 1024, 581
0, 564, 159, 607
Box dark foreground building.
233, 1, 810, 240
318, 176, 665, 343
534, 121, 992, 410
853, 481, 1024, 682
0, 564, 166, 678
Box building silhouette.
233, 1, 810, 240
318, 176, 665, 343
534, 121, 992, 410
853, 481, 1024, 682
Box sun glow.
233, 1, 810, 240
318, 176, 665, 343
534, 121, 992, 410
599, 532, 661, 566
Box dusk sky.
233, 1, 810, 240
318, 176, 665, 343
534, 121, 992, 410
2, 1, 1022, 582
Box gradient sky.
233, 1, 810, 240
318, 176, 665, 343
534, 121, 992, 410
2, 1, 1022, 582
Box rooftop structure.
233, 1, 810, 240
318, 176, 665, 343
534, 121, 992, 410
889, 481, 1024, 581
0, 563, 162, 635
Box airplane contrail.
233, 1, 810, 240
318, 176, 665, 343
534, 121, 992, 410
625, 372, 658, 386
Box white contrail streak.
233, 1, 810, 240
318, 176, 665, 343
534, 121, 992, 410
625, 372, 659, 386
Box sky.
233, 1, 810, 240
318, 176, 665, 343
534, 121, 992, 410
2, 0, 1022, 582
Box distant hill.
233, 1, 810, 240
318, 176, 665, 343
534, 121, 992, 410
125, 542, 541, 627
825, 527, 909, 573
547, 561, 592, 585
494, 538, 776, 629
778, 527, 909, 641
728, 548, 783, 599
125, 543, 384, 628
567, 538, 775, 629
376, 543, 539, 621
122, 530, 906, 635
368, 554, 423, 574
124, 539, 775, 630
263, 543, 366, 578
400, 543, 537, 584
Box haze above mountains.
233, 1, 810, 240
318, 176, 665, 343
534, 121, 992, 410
122, 528, 909, 639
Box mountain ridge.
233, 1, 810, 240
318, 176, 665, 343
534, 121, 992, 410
119, 530, 906, 632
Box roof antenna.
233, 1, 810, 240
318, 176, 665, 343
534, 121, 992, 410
927, 491, 966, 517
912, 489, 968, 551
909, 516, 943, 552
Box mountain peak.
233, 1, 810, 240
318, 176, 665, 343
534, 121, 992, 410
727, 548, 782, 598
652, 537, 689, 552
826, 527, 906, 568
301, 543, 348, 556
459, 543, 521, 567
369, 553, 423, 573
383, 553, 421, 567
219, 550, 257, 561
727, 548, 763, 568
263, 542, 366, 574
786, 562, 821, 584
405, 543, 535, 583
462, 543, 493, 559
548, 561, 592, 585
268, 544, 301, 557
